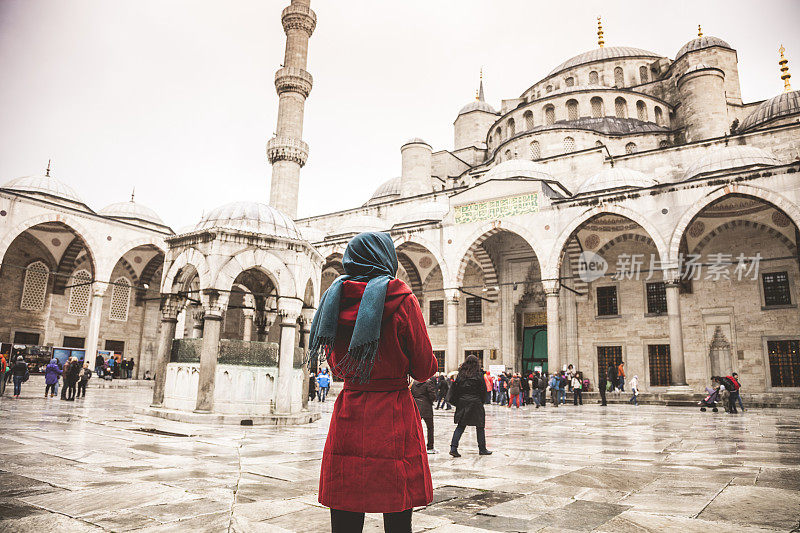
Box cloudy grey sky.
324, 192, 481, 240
1, 0, 798, 230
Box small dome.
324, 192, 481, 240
482, 159, 554, 182
367, 177, 401, 203
547, 46, 663, 77
195, 201, 301, 239
99, 200, 165, 226
3, 173, 83, 203
577, 167, 659, 194
676, 36, 732, 60
683, 145, 781, 179
739, 90, 800, 132
331, 214, 388, 236
402, 137, 430, 147
394, 202, 449, 226
458, 100, 498, 115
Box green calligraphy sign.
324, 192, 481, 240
454, 193, 539, 224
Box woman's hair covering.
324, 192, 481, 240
457, 354, 481, 381
307, 232, 398, 383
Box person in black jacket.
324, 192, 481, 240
607, 364, 618, 394
598, 369, 607, 406
64, 357, 81, 401
448, 355, 492, 457
435, 374, 451, 410
11, 356, 28, 399
411, 378, 437, 453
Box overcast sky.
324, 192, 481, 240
1, 0, 798, 231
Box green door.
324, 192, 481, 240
522, 326, 548, 373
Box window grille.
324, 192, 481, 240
590, 97, 603, 118
464, 349, 484, 365
596, 285, 618, 316
496, 127, 503, 141
565, 76, 574, 87
636, 100, 648, 121
524, 110, 534, 130
767, 339, 800, 387
615, 97, 628, 118
654, 106, 663, 125
659, 140, 670, 148
110, 277, 131, 322
625, 142, 638, 154
429, 299, 444, 325
544, 105, 555, 126
597, 346, 622, 376
763, 271, 791, 306
529, 141, 541, 160
614, 67, 624, 86
434, 350, 445, 373
648, 344, 671, 386
639, 65, 649, 83
465, 296, 482, 323
507, 118, 515, 136
68, 269, 92, 316
646, 282, 667, 314
20, 261, 49, 311
563, 136, 575, 153
545, 85, 553, 93
566, 99, 578, 121
589, 71, 599, 84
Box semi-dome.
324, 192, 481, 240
195, 201, 301, 239
577, 167, 659, 194
676, 36, 732, 60
393, 202, 449, 226
547, 46, 662, 77
482, 159, 554, 182
99, 200, 165, 226
458, 100, 497, 115
739, 90, 800, 132
3, 173, 83, 204
683, 145, 781, 179
367, 177, 401, 204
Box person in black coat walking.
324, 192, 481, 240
64, 357, 81, 401
411, 378, 437, 452
448, 355, 492, 457
435, 374, 451, 410
598, 370, 607, 406
607, 364, 618, 394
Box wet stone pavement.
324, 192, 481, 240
1, 382, 800, 532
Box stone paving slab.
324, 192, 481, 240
1, 387, 799, 532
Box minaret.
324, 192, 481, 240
267, 0, 316, 219
779, 44, 792, 92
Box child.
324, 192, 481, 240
628, 375, 639, 406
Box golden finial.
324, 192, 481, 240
697, 24, 703, 37
779, 44, 792, 92
597, 16, 605, 48
477, 68, 485, 102
45, 159, 51, 177
130, 187, 135, 202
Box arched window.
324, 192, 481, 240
654, 106, 664, 125
504, 149, 512, 160
566, 99, 579, 121
545, 85, 553, 93
496, 126, 503, 141
659, 140, 670, 148
507, 118, 515, 137
563, 137, 575, 152
625, 142, 638, 154
614, 67, 624, 86
639, 65, 649, 83
68, 269, 92, 316
589, 71, 599, 85
20, 260, 49, 311
615, 97, 628, 119
595, 140, 604, 147
529, 140, 541, 159
523, 110, 534, 130
110, 277, 131, 322
636, 100, 648, 121
590, 97, 604, 118
565, 76, 575, 87
544, 105, 555, 126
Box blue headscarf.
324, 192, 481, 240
308, 232, 398, 382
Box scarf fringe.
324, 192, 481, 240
329, 340, 380, 384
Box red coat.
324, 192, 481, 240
318, 279, 437, 513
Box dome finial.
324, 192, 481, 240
476, 68, 485, 101
130, 187, 135, 202
697, 24, 703, 37
45, 159, 51, 177
779, 44, 792, 92
597, 16, 605, 48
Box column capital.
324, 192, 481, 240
201, 289, 227, 316
300, 307, 316, 329
542, 279, 560, 295
444, 288, 460, 304
277, 297, 303, 324
160, 294, 184, 320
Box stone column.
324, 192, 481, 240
151, 295, 182, 407
195, 291, 224, 413
191, 309, 204, 339
665, 276, 689, 388
84, 286, 106, 370
564, 288, 578, 369
299, 308, 314, 409
275, 298, 302, 414
445, 289, 460, 372
242, 309, 254, 341
544, 284, 561, 374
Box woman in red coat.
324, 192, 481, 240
311, 232, 437, 533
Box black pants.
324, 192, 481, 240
422, 415, 434, 449
599, 384, 607, 405
45, 383, 56, 396
66, 382, 76, 400
450, 424, 487, 452
77, 381, 87, 398
330, 508, 411, 533
573, 389, 582, 405
728, 390, 739, 413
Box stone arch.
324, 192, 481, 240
545, 204, 669, 280
161, 247, 212, 293
323, 252, 345, 275
0, 212, 101, 277
52, 237, 92, 294
396, 253, 423, 297
214, 248, 296, 299
691, 220, 797, 256
115, 256, 139, 285
668, 184, 800, 264
97, 236, 166, 283
597, 233, 656, 257
393, 234, 451, 285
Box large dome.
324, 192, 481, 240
483, 159, 554, 182
99, 200, 165, 226
195, 201, 301, 239
3, 173, 83, 204
547, 46, 663, 77
577, 167, 659, 194
683, 146, 781, 179
458, 100, 497, 115
676, 35, 732, 60
739, 90, 800, 132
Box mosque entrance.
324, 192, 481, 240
522, 326, 547, 373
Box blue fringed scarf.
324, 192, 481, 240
308, 232, 398, 383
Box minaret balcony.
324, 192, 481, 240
275, 67, 313, 98
267, 137, 309, 167
281, 4, 316, 35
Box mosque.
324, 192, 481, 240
1, 0, 799, 417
